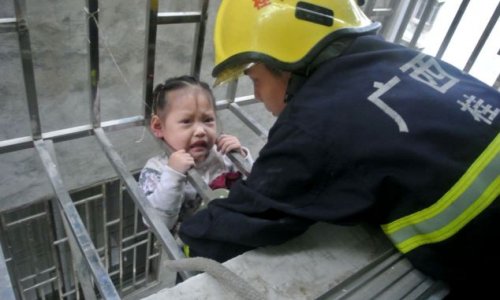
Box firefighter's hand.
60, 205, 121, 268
168, 149, 195, 174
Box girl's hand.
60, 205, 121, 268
216, 134, 245, 155
168, 149, 195, 173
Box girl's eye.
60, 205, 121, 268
180, 119, 191, 124
204, 117, 215, 123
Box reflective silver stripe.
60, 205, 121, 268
382, 134, 500, 253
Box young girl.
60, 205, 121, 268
139, 75, 253, 233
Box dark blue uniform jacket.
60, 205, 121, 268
179, 35, 499, 294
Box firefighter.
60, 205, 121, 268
179, 0, 500, 297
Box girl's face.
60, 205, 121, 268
152, 87, 217, 163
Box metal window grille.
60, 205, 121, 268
1, 0, 498, 299
0, 175, 162, 299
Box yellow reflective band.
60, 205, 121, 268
397, 179, 499, 253
183, 244, 190, 258
381, 134, 500, 253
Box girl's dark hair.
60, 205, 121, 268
152, 75, 216, 116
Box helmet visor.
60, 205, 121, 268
213, 62, 254, 87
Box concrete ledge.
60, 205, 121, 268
142, 223, 393, 300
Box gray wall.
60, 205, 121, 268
0, 0, 273, 211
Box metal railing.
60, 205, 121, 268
0, 173, 165, 299
0, 0, 498, 299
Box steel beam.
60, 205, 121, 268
157, 12, 201, 24
142, 0, 159, 119
34, 139, 120, 299
191, 0, 209, 78
86, 0, 101, 127
14, 0, 42, 139
0, 115, 144, 154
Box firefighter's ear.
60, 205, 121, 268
150, 115, 164, 138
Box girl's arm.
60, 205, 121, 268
139, 162, 187, 230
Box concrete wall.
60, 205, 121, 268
0, 0, 273, 211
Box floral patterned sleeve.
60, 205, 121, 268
139, 168, 161, 196
138, 162, 187, 230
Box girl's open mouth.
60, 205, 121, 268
190, 141, 208, 150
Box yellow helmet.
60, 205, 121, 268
212, 0, 380, 85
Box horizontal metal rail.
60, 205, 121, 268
0, 17, 16, 33
215, 95, 259, 109
3, 211, 47, 227
157, 12, 202, 24
34, 139, 120, 299
0, 95, 260, 155
0, 115, 144, 154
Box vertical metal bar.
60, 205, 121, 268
0, 215, 23, 300
0, 241, 16, 300
118, 183, 124, 291
190, 0, 209, 78
382, 0, 410, 42
25, 215, 42, 298
494, 72, 500, 91
86, 0, 100, 127
143, 0, 159, 119
225, 80, 238, 103
463, 2, 500, 72
59, 219, 96, 300
40, 143, 97, 300
34, 140, 120, 299
37, 286, 45, 300
50, 199, 75, 298
102, 184, 110, 271
13, 0, 42, 139
436, 0, 470, 59
409, 0, 436, 49
132, 207, 139, 286
393, 0, 418, 44
43, 201, 64, 299
378, 0, 401, 38
94, 128, 195, 280
219, 79, 252, 174
363, 0, 377, 16
85, 199, 91, 235
222, 80, 253, 175
144, 232, 153, 285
